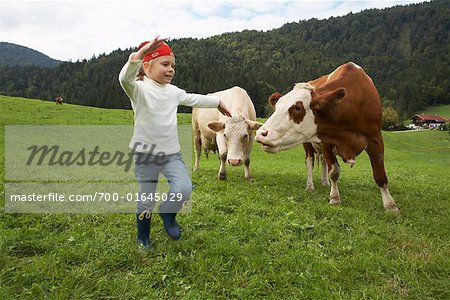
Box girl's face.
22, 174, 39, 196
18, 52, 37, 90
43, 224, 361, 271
144, 56, 175, 85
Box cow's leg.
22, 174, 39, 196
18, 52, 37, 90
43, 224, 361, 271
304, 143, 315, 190
320, 155, 329, 186
244, 158, 252, 181
193, 134, 201, 172
243, 138, 254, 181
216, 134, 227, 180
306, 156, 315, 190
219, 152, 227, 180
366, 138, 399, 212
323, 143, 340, 205
328, 162, 341, 205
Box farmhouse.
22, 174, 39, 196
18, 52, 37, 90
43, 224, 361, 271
410, 114, 447, 128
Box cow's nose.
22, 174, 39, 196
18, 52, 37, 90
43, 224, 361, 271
260, 129, 268, 137
228, 159, 242, 166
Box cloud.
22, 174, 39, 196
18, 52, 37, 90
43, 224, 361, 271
229, 7, 254, 19
188, 1, 225, 17
0, 0, 428, 61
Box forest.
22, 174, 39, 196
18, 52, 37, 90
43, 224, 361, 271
0, 0, 448, 119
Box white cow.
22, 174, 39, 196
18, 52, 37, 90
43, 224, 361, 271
192, 86, 262, 180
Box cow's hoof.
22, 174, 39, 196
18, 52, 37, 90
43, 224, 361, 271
245, 176, 253, 181
321, 180, 330, 186
384, 204, 400, 213
218, 173, 227, 180
306, 184, 315, 191
329, 197, 340, 205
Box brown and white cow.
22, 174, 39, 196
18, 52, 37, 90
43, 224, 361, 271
55, 96, 63, 105
256, 62, 399, 211
268, 93, 328, 190
192, 86, 263, 180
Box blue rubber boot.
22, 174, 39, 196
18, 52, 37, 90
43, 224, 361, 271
136, 213, 154, 251
159, 213, 181, 240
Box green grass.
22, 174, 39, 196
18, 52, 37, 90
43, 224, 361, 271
1, 95, 449, 299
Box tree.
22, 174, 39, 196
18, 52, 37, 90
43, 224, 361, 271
382, 106, 399, 130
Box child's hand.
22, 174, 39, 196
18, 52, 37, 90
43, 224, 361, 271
218, 100, 232, 117
141, 36, 168, 54
133, 36, 168, 61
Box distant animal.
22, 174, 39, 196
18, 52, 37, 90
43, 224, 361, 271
192, 86, 263, 180
55, 96, 63, 105
268, 92, 329, 191
256, 62, 399, 211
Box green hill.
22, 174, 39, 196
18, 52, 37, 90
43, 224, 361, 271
0, 42, 60, 68
0, 95, 192, 126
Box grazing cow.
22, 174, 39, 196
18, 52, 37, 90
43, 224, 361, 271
192, 86, 263, 180
256, 62, 399, 211
55, 96, 63, 105
268, 93, 328, 190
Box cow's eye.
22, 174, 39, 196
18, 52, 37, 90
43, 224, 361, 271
295, 106, 302, 112
242, 134, 248, 140
223, 133, 227, 138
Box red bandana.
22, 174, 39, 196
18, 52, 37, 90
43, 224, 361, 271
138, 41, 175, 62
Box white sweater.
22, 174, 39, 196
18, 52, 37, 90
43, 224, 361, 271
119, 55, 219, 154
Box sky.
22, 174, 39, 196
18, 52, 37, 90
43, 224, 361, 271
0, 0, 428, 62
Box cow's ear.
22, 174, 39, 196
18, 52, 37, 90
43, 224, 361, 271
268, 92, 283, 109
207, 121, 225, 132
311, 88, 346, 110
246, 119, 264, 131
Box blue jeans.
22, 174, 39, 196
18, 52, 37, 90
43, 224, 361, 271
134, 151, 192, 214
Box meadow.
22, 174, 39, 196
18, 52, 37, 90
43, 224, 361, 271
1, 96, 449, 299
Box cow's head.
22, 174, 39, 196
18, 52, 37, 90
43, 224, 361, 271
256, 82, 345, 153
207, 115, 263, 166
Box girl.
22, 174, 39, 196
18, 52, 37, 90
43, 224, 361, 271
119, 37, 231, 251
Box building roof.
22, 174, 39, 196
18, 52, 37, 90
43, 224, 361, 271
411, 114, 448, 123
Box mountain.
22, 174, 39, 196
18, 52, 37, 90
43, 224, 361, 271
0, 42, 60, 68
0, 0, 448, 118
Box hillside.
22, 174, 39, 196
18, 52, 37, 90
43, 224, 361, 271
0, 0, 448, 118
0, 42, 60, 68
0, 94, 192, 125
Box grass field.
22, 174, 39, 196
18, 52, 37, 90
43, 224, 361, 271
1, 96, 449, 299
